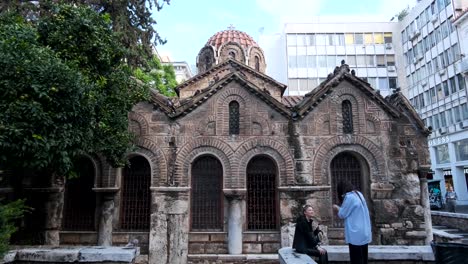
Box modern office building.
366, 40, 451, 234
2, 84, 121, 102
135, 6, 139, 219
259, 17, 401, 97
259, 0, 468, 208
399, 0, 468, 207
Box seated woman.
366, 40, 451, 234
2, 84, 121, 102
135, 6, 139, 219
292, 204, 328, 264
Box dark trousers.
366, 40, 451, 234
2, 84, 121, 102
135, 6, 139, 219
349, 243, 368, 264
304, 248, 329, 264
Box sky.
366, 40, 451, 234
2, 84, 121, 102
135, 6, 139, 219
154, 0, 417, 67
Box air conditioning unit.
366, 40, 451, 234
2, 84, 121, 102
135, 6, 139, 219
459, 120, 468, 129
417, 54, 424, 61
413, 58, 418, 64
431, 14, 438, 23
421, 79, 427, 86
439, 69, 446, 75
385, 43, 393, 49
387, 65, 396, 72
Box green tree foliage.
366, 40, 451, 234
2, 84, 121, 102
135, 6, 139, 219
0, 3, 149, 176
0, 199, 27, 257
0, 0, 171, 67
0, 13, 95, 174
134, 56, 178, 97
395, 6, 409, 21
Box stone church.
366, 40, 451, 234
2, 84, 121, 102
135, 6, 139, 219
4, 29, 433, 263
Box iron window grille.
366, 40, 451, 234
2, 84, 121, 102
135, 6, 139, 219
191, 156, 223, 231
62, 157, 96, 231
229, 101, 240, 135
247, 156, 278, 230
331, 153, 362, 228
342, 100, 354, 134
120, 156, 151, 231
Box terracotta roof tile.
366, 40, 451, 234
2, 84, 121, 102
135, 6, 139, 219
207, 29, 258, 50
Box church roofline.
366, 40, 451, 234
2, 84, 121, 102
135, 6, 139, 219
174, 59, 287, 96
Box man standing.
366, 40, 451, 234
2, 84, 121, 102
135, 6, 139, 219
333, 181, 371, 264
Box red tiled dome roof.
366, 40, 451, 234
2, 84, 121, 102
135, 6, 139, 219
206, 29, 258, 50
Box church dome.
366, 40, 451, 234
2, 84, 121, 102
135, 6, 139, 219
206, 29, 259, 51
196, 26, 266, 74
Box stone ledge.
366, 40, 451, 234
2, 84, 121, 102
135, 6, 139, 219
279, 246, 435, 263
3, 246, 139, 263
188, 254, 278, 260
278, 248, 315, 264
322, 245, 435, 262
431, 211, 468, 219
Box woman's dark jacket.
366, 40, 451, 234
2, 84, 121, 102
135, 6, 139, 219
292, 215, 321, 253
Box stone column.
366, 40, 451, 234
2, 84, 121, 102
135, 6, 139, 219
224, 189, 246, 255
149, 187, 190, 264
95, 189, 118, 246
418, 167, 433, 244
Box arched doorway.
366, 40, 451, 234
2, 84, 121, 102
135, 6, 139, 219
331, 152, 364, 227
190, 155, 223, 231
120, 156, 151, 231
247, 155, 278, 230
63, 156, 96, 231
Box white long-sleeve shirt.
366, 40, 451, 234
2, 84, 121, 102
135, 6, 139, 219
338, 191, 372, 246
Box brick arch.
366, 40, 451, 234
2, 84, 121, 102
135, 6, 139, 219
76, 153, 103, 188
216, 86, 252, 136
366, 114, 381, 134
313, 113, 331, 135
133, 137, 168, 187
251, 116, 270, 135
197, 115, 217, 135
247, 46, 266, 72
219, 41, 247, 63
313, 135, 386, 185
128, 112, 149, 136
174, 137, 234, 187
235, 138, 294, 187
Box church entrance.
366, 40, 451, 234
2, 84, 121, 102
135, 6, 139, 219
331, 152, 363, 228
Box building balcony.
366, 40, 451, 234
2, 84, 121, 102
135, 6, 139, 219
461, 58, 468, 74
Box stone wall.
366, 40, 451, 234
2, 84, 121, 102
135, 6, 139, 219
431, 211, 468, 232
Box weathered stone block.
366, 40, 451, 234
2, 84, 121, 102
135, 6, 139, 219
188, 243, 205, 254
243, 243, 262, 253
210, 233, 227, 242
205, 242, 228, 254
258, 233, 280, 242
262, 242, 281, 253
189, 234, 210, 242
243, 233, 258, 242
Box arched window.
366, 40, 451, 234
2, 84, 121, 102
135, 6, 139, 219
63, 157, 96, 231
331, 153, 362, 227
342, 100, 354, 134
120, 156, 151, 231
205, 56, 212, 71
229, 51, 236, 60
247, 156, 277, 230
255, 56, 260, 71
229, 101, 240, 135
191, 156, 223, 230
